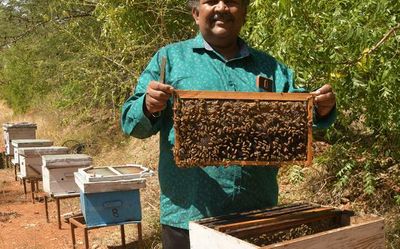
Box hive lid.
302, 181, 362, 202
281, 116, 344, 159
76, 164, 153, 183
3, 122, 37, 130
42, 154, 92, 168
11, 139, 53, 147
74, 172, 147, 193
19, 146, 69, 156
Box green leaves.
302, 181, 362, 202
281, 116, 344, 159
244, 0, 400, 143
1, 0, 399, 146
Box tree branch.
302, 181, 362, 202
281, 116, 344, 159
1, 20, 47, 48
1, 13, 93, 49
318, 23, 400, 66
355, 22, 400, 62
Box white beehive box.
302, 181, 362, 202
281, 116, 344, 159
2, 122, 37, 155
19, 146, 69, 178
189, 206, 385, 249
74, 164, 153, 228
42, 154, 92, 195
74, 164, 153, 193
11, 139, 53, 165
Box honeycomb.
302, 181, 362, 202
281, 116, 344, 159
173, 97, 311, 168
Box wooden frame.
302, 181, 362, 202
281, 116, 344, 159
17, 175, 41, 204
77, 164, 152, 183
69, 215, 142, 249
43, 192, 80, 229
173, 90, 314, 167
189, 203, 385, 249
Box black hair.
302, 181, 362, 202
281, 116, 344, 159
187, 0, 250, 8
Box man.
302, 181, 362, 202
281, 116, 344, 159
121, 0, 336, 248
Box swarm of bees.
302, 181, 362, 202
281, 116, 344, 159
173, 98, 310, 168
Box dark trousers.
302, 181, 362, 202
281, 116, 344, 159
162, 224, 190, 249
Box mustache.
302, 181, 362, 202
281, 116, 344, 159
211, 13, 234, 22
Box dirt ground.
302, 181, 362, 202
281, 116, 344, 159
0, 101, 161, 249
0, 166, 146, 249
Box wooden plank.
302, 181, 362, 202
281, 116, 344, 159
260, 218, 385, 249
199, 203, 318, 227
176, 160, 308, 167
174, 90, 314, 101
216, 207, 336, 233
2, 122, 37, 129
190, 222, 258, 249
42, 154, 92, 168
228, 214, 339, 238
80, 165, 151, 182
19, 146, 69, 156
52, 192, 80, 199
11, 139, 53, 146
81, 180, 146, 193
306, 97, 314, 165
74, 171, 147, 193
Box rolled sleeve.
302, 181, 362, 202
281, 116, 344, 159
313, 105, 337, 129
121, 94, 160, 138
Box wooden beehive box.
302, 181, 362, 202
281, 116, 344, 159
74, 164, 153, 193
18, 146, 69, 178
2, 122, 37, 156
74, 164, 153, 227
11, 139, 53, 165
173, 91, 314, 168
42, 154, 92, 195
189, 203, 385, 249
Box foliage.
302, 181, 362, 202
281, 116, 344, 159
386, 216, 400, 249
287, 165, 305, 186
313, 140, 400, 211
244, 0, 400, 141
242, 2, 400, 232
0, 1, 400, 245
1, 0, 194, 115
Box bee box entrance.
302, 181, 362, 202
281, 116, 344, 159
173, 91, 314, 167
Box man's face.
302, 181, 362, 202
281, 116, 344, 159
192, 0, 247, 47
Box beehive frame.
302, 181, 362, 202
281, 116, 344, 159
173, 90, 314, 167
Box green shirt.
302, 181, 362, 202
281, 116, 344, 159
121, 34, 336, 229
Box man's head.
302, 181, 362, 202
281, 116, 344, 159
187, 0, 250, 9
190, 0, 249, 50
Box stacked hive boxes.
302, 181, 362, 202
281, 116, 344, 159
12, 139, 54, 165
42, 154, 92, 195
19, 146, 69, 178
2, 122, 37, 156
74, 164, 153, 227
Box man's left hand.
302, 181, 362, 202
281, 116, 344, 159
311, 84, 336, 117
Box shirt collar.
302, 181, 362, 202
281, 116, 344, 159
192, 33, 251, 59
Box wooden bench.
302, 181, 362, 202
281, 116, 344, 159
69, 215, 142, 249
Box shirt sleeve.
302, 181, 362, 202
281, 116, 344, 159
313, 106, 337, 129
121, 48, 167, 138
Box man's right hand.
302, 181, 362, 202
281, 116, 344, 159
144, 81, 174, 118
